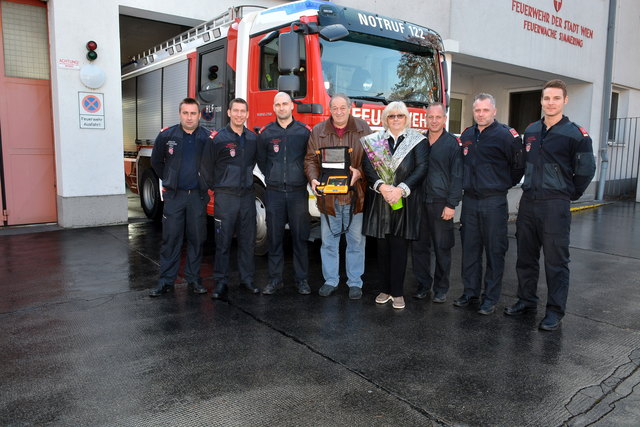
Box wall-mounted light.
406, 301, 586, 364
80, 64, 105, 89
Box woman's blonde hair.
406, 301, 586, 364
381, 101, 410, 131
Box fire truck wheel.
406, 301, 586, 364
141, 169, 163, 221
254, 183, 268, 256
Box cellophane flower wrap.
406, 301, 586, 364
360, 132, 403, 210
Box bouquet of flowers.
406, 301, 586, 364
360, 132, 403, 210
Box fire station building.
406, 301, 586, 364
0, 0, 638, 228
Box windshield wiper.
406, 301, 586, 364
350, 95, 388, 105
403, 99, 430, 108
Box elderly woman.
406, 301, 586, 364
361, 101, 428, 309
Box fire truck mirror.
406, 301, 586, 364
278, 31, 301, 73
319, 24, 349, 42
278, 75, 300, 93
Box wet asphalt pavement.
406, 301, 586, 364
1, 198, 639, 426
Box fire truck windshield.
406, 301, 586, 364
320, 33, 441, 107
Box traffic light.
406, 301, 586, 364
86, 40, 98, 61
208, 65, 219, 80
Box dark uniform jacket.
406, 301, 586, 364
522, 116, 596, 201
257, 119, 311, 191
460, 120, 524, 198
201, 124, 257, 194
423, 130, 463, 209
150, 124, 210, 199
362, 129, 428, 240
304, 116, 371, 216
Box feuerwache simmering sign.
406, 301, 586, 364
512, 0, 595, 48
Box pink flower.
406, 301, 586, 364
361, 133, 395, 185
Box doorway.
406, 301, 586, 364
509, 90, 542, 135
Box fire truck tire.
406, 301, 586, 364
140, 169, 163, 221
254, 182, 268, 256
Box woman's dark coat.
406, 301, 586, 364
361, 129, 428, 240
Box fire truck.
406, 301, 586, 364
122, 0, 447, 254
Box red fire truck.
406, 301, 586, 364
122, 0, 447, 254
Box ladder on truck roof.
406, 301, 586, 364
122, 6, 247, 75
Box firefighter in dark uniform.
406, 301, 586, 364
412, 102, 463, 303
149, 97, 209, 297
201, 98, 259, 300
257, 92, 312, 295
505, 79, 596, 331
454, 93, 524, 315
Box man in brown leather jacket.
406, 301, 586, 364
304, 93, 372, 299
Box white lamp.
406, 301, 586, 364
79, 64, 106, 89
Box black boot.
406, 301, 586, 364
149, 283, 173, 297
211, 283, 228, 300
413, 285, 431, 300
188, 280, 207, 295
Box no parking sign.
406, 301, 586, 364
78, 92, 105, 129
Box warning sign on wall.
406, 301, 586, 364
78, 92, 105, 129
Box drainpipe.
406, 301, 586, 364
596, 0, 617, 200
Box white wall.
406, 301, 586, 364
613, 0, 640, 91
48, 0, 127, 226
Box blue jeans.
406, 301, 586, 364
320, 201, 365, 288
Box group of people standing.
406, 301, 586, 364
149, 78, 595, 332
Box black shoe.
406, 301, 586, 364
504, 301, 537, 316
413, 286, 431, 300
348, 286, 362, 300
539, 313, 562, 331
149, 284, 173, 297
432, 292, 447, 303
211, 283, 228, 300
477, 303, 496, 315
262, 280, 283, 295
318, 284, 337, 297
453, 294, 480, 307
297, 280, 311, 295
188, 281, 207, 295
242, 282, 260, 294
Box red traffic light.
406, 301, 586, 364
86, 40, 98, 61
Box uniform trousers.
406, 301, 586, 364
158, 189, 207, 286
411, 200, 455, 294
265, 187, 310, 283
515, 197, 571, 317
460, 194, 508, 305
213, 191, 256, 286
